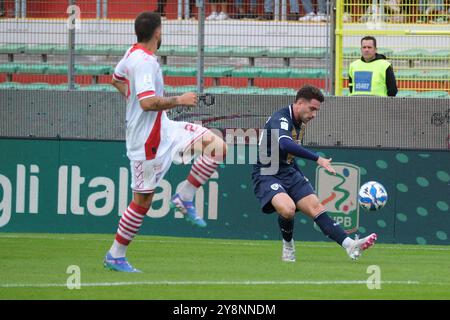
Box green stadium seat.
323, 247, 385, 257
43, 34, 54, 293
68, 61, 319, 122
157, 45, 177, 56
267, 48, 300, 58
204, 86, 234, 94
161, 65, 170, 75
343, 47, 360, 58
0, 82, 20, 89
395, 69, 421, 79
342, 89, 350, 96
78, 45, 113, 55
205, 46, 233, 57
171, 46, 198, 56
165, 85, 198, 94
52, 45, 82, 55
109, 45, 132, 56
260, 68, 291, 78
164, 66, 197, 77
24, 44, 56, 55
290, 68, 327, 79
46, 65, 68, 74
231, 67, 265, 78
392, 48, 429, 58
396, 90, 417, 97
414, 91, 449, 98
377, 47, 394, 57
204, 66, 234, 77
418, 70, 450, 80
80, 84, 116, 92
0, 63, 20, 73
51, 83, 81, 91
75, 65, 111, 75
427, 49, 450, 59
232, 87, 266, 94
230, 47, 268, 58
260, 87, 297, 95
0, 44, 26, 54
20, 83, 53, 90
16, 64, 48, 74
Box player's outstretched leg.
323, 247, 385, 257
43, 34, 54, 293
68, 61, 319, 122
104, 201, 148, 272
345, 233, 378, 260
171, 155, 220, 228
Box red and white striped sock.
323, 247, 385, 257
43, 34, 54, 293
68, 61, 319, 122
179, 155, 218, 201
109, 201, 148, 258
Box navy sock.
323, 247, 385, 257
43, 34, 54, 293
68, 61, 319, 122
278, 215, 294, 242
314, 212, 348, 245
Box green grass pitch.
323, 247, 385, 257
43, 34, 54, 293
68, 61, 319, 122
1, 233, 449, 300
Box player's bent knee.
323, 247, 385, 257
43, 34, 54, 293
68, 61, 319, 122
277, 204, 296, 219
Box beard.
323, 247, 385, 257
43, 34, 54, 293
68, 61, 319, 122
157, 38, 162, 50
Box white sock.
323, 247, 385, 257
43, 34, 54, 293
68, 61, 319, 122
178, 180, 197, 202
109, 240, 128, 258
341, 237, 354, 249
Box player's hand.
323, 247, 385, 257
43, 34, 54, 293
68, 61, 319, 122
317, 157, 336, 175
177, 92, 198, 107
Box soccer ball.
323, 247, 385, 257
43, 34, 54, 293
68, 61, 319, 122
358, 181, 388, 211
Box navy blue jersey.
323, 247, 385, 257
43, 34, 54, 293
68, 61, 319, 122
254, 104, 306, 173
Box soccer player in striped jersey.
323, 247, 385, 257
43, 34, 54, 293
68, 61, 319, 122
104, 12, 227, 272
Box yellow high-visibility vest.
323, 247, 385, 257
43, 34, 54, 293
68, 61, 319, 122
349, 59, 391, 96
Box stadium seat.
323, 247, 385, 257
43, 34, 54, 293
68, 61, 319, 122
0, 44, 26, 54
0, 82, 20, 89
78, 45, 113, 55
164, 85, 197, 94
231, 67, 265, 78
0, 63, 20, 73
24, 44, 56, 55
413, 91, 449, 98
109, 45, 132, 56
16, 64, 48, 74
343, 47, 360, 58
51, 83, 81, 90
80, 84, 116, 92
204, 66, 234, 77
230, 47, 268, 58
204, 86, 234, 94
46, 65, 69, 74
392, 48, 429, 59
75, 65, 111, 75
428, 49, 450, 60
171, 46, 198, 57
418, 70, 450, 80
232, 87, 266, 94
267, 48, 300, 58
290, 68, 327, 78
395, 69, 421, 79
260, 68, 291, 78
20, 82, 53, 90
396, 90, 417, 97
164, 66, 197, 77
205, 46, 233, 57
260, 87, 297, 95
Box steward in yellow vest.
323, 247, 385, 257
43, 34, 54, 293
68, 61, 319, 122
348, 36, 398, 97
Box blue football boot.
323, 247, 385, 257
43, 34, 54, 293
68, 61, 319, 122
103, 252, 142, 273
170, 193, 207, 228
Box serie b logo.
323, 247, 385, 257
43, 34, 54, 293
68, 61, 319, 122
315, 163, 360, 234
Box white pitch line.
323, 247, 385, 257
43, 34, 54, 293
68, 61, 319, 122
0, 280, 429, 289
0, 234, 449, 251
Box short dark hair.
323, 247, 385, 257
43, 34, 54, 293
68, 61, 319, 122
135, 12, 161, 43
295, 84, 324, 103
361, 36, 377, 48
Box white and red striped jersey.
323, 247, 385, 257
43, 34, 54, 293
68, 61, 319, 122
113, 43, 173, 161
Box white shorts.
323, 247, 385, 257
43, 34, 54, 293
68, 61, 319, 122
130, 121, 208, 193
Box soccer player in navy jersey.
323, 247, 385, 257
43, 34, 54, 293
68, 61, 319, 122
252, 84, 377, 262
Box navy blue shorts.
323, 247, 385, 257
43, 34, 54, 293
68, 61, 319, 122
252, 166, 315, 213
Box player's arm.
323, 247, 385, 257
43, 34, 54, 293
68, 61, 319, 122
111, 78, 128, 97
279, 137, 336, 174
139, 92, 198, 111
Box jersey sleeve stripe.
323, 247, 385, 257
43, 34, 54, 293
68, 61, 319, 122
137, 90, 156, 100
113, 73, 127, 82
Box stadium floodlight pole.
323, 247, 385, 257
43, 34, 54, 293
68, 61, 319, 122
196, 0, 205, 95
68, 0, 76, 90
